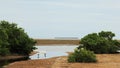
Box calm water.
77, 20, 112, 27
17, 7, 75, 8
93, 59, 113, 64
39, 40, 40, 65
29, 45, 79, 59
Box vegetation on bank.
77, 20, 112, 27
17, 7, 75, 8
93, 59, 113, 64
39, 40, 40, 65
79, 31, 120, 54
68, 48, 97, 63
68, 31, 120, 63
0, 21, 36, 56
0, 21, 120, 64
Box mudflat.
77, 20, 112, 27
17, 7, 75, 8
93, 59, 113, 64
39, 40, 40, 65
35, 39, 79, 45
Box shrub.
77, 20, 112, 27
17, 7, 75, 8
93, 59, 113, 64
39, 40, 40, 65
80, 31, 120, 54
68, 53, 76, 62
0, 20, 36, 56
0, 48, 10, 56
68, 48, 97, 63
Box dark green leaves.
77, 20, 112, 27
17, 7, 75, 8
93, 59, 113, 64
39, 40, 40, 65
0, 20, 36, 56
80, 31, 120, 54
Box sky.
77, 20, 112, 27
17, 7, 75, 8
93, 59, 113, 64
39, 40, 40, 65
0, 0, 120, 39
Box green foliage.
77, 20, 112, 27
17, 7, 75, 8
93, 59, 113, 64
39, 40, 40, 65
0, 48, 10, 56
80, 31, 120, 54
68, 53, 76, 62
0, 29, 9, 56
99, 31, 115, 40
68, 48, 97, 63
0, 20, 36, 56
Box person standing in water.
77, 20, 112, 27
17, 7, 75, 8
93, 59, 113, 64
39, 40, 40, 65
37, 53, 40, 58
44, 53, 46, 58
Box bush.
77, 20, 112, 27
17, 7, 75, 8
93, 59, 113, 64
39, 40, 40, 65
68, 48, 97, 63
68, 53, 76, 62
80, 31, 120, 54
0, 48, 10, 56
0, 20, 36, 56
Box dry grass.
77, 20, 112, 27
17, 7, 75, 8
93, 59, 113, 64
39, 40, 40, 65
69, 54, 120, 68
5, 57, 57, 68
5, 54, 120, 68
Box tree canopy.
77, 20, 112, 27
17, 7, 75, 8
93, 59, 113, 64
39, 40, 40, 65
0, 21, 36, 56
99, 31, 115, 40
79, 31, 120, 54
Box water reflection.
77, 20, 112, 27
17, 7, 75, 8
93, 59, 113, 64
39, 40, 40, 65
30, 45, 78, 59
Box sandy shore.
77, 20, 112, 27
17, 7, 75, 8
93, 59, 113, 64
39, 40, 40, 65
5, 57, 57, 68
5, 54, 120, 68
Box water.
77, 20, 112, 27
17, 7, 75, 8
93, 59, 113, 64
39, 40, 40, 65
29, 45, 79, 59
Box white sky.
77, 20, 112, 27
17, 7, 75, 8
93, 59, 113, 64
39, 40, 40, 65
0, 0, 120, 39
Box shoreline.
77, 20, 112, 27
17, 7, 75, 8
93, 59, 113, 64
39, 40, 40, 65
5, 54, 120, 68
0, 51, 38, 68
0, 51, 38, 60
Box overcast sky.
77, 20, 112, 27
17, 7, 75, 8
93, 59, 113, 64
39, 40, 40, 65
0, 0, 120, 39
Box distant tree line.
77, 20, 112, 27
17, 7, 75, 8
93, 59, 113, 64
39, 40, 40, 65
0, 21, 36, 56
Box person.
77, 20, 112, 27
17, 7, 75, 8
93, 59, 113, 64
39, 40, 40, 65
44, 53, 46, 58
37, 53, 40, 58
